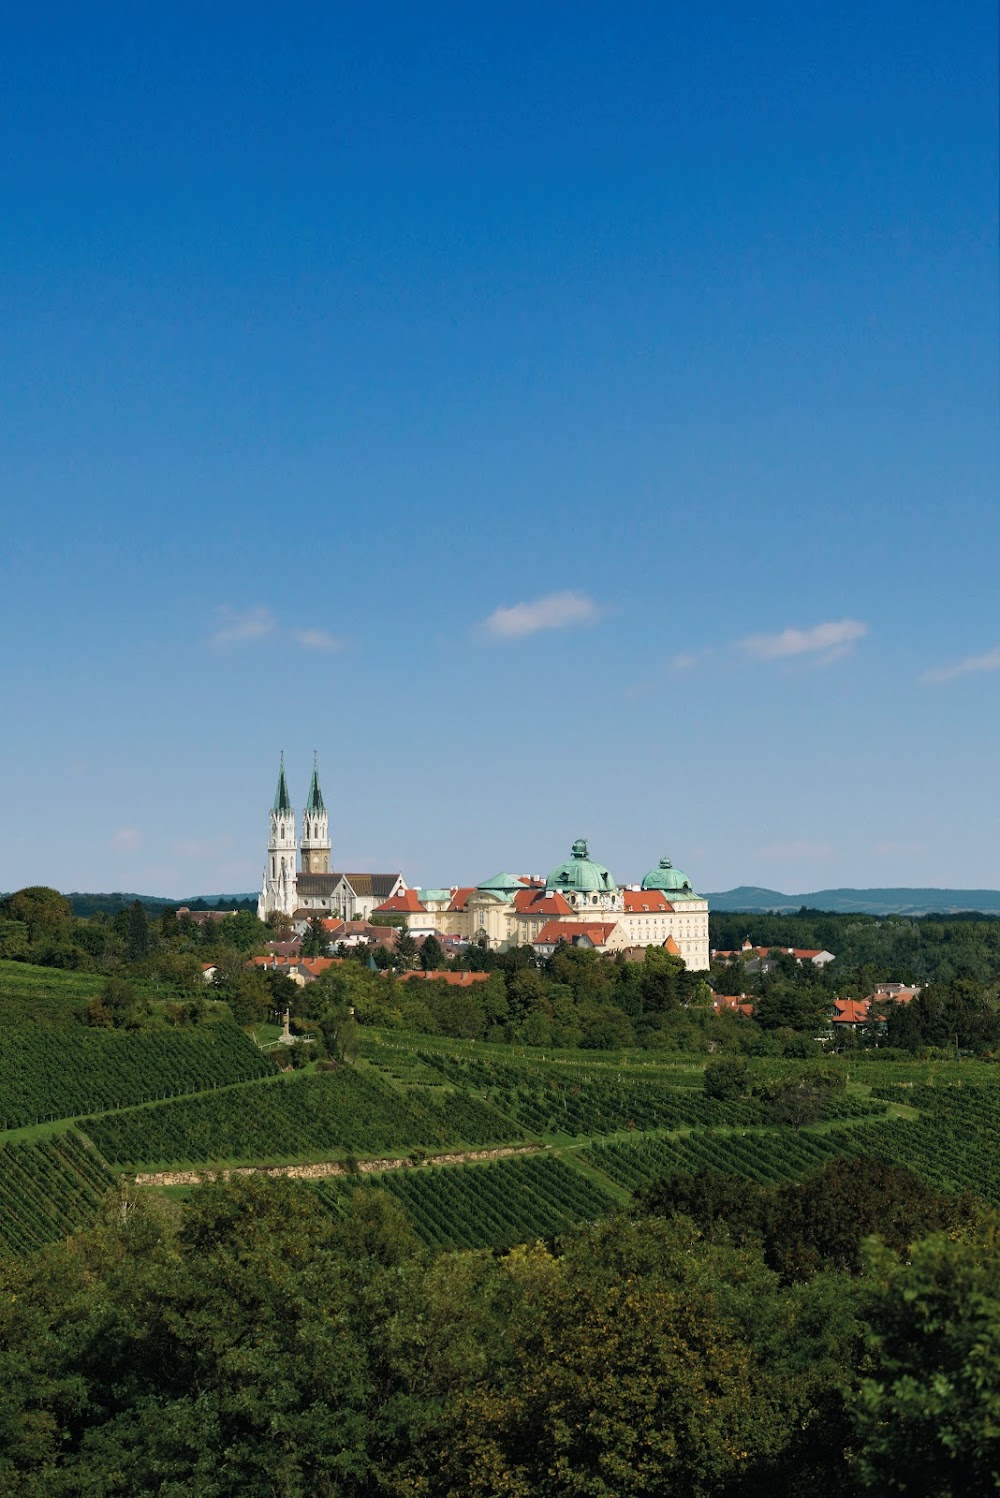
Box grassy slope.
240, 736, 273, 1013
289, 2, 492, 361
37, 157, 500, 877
1, 1020, 995, 1252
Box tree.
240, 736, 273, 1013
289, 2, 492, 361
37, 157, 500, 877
703, 1056, 750, 1100
125, 900, 152, 961
639, 948, 686, 1014
1, 886, 71, 942
265, 909, 294, 939
418, 935, 445, 971
215, 910, 267, 953
579, 1003, 634, 1050
394, 930, 418, 970
216, 968, 270, 1026
99, 975, 141, 1027
301, 915, 328, 957
851, 1232, 1000, 1493
319, 1006, 361, 1065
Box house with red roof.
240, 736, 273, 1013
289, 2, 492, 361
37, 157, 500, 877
712, 940, 836, 970
711, 994, 756, 1018
532, 920, 623, 956
395, 970, 491, 987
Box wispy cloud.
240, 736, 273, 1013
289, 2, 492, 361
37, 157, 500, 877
921, 646, 1000, 685
291, 628, 343, 652
671, 651, 702, 672
211, 606, 276, 647
110, 826, 141, 852
739, 619, 868, 664
483, 590, 601, 640
209, 609, 344, 653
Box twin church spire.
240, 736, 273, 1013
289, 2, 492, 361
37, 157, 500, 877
258, 753, 331, 918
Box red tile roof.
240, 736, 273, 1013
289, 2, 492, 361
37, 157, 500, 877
621, 889, 674, 913
662, 935, 681, 955
831, 998, 873, 1025
869, 986, 919, 1004
395, 970, 491, 986
298, 957, 336, 977
375, 890, 427, 914
447, 886, 477, 912
512, 887, 574, 916
711, 995, 755, 1017
533, 920, 618, 948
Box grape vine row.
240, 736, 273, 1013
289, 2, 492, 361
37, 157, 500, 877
321, 1152, 616, 1249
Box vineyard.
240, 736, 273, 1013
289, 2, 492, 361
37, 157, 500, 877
585, 1126, 865, 1192
418, 1052, 886, 1135
0, 1130, 116, 1252
6, 1011, 1000, 1258
0, 959, 103, 1025
0, 1017, 277, 1128
834, 1084, 1000, 1205
321, 1152, 617, 1249
80, 1067, 523, 1167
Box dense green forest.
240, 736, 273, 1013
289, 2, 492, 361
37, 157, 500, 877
3, 1167, 1000, 1495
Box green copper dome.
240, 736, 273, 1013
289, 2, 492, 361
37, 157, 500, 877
476, 871, 525, 903
546, 839, 617, 895
641, 855, 696, 896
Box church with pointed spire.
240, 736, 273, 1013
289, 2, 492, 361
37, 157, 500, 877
300, 754, 330, 874
257, 755, 407, 922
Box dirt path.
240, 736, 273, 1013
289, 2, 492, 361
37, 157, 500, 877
132, 1143, 540, 1187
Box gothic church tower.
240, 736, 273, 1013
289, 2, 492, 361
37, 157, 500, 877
300, 753, 331, 874
257, 753, 299, 919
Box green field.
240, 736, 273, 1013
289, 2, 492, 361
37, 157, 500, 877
0, 1131, 117, 1252
0, 1017, 277, 1128
321, 1152, 618, 1249
4, 1017, 1000, 1254
79, 1066, 522, 1168
585, 1124, 868, 1192
0, 958, 104, 1024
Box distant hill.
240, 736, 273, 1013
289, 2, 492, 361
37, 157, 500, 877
704, 886, 1000, 917
60, 892, 258, 918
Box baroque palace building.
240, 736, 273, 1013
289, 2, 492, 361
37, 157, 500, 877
376, 840, 711, 970
257, 760, 709, 969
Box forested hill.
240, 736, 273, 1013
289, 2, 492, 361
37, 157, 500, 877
7, 887, 1000, 919
58, 892, 258, 917
705, 886, 1000, 916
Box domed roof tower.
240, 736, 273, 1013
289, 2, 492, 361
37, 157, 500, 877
546, 839, 621, 910
641, 855, 697, 899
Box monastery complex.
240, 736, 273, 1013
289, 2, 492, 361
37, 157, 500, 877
258, 755, 710, 970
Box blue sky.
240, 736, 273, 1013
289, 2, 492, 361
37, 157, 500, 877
2, 2, 997, 898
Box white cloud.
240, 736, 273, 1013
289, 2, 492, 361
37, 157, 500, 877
483, 590, 601, 639
211, 606, 276, 647
291, 628, 343, 652
110, 826, 141, 852
921, 646, 1000, 685
739, 618, 868, 664
671, 651, 701, 671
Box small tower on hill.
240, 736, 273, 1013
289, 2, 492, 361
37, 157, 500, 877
258, 752, 298, 919
300, 752, 331, 874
